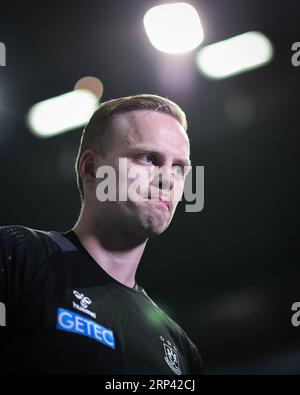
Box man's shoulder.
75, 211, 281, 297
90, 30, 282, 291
142, 290, 203, 372
0, 225, 77, 308
0, 224, 77, 257
141, 288, 191, 340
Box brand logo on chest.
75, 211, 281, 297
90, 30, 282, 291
72, 290, 96, 319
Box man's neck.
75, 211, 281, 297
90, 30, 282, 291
72, 217, 148, 289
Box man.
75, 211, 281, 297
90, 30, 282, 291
0, 94, 202, 374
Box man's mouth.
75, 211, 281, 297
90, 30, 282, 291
146, 194, 170, 210
157, 197, 169, 210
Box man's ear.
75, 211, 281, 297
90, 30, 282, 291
79, 149, 97, 183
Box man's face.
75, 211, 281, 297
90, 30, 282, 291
95, 110, 191, 238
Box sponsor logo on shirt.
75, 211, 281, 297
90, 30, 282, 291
160, 336, 181, 375
57, 307, 115, 349
72, 290, 96, 319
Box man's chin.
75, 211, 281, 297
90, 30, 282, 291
139, 219, 170, 238
122, 202, 172, 238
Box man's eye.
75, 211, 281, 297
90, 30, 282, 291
139, 154, 155, 164
173, 165, 185, 177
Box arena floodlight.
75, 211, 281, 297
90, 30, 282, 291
143, 2, 204, 54
196, 31, 273, 79
27, 89, 99, 138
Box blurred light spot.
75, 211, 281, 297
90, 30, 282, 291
27, 90, 99, 138
196, 31, 273, 79
74, 76, 103, 100
145, 305, 169, 327
146, 308, 164, 326
208, 291, 266, 323
143, 3, 204, 54
224, 95, 254, 127
156, 55, 196, 97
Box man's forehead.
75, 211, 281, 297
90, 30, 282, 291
113, 110, 189, 146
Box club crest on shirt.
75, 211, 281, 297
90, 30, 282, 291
160, 336, 182, 375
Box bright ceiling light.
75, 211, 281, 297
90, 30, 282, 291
196, 31, 273, 79
27, 89, 99, 138
143, 2, 204, 54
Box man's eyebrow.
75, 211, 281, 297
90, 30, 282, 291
176, 158, 192, 167
131, 145, 192, 167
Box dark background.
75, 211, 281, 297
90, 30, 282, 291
0, 0, 299, 374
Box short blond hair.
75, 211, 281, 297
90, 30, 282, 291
75, 94, 188, 201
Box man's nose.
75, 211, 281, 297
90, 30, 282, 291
152, 166, 174, 191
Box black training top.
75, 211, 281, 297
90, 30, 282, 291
0, 225, 202, 375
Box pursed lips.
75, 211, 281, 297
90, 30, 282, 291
148, 193, 170, 210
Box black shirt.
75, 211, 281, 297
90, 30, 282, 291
0, 225, 202, 375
